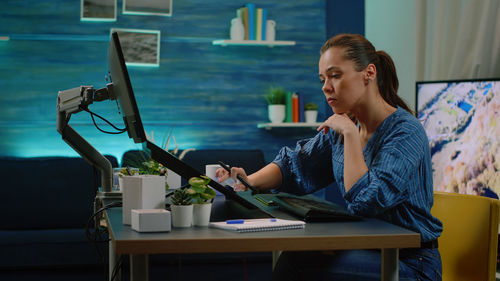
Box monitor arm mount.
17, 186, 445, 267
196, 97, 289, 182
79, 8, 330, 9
56, 83, 119, 198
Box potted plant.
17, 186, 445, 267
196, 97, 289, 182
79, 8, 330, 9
304, 102, 319, 123
187, 175, 216, 226
264, 86, 286, 123
118, 150, 169, 190
170, 189, 193, 228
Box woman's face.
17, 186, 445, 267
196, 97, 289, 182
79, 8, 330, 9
318, 47, 366, 115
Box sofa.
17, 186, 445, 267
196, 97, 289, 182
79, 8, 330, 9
0, 150, 274, 281
0, 155, 118, 281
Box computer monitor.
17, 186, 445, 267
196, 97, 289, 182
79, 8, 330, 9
415, 78, 500, 197
108, 32, 147, 143
107, 32, 262, 211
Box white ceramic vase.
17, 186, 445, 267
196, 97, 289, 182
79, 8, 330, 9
171, 205, 193, 228
266, 20, 276, 41
230, 18, 244, 41
268, 104, 286, 123
192, 203, 212, 227
305, 110, 318, 123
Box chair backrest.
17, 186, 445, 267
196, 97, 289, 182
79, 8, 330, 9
431, 191, 500, 281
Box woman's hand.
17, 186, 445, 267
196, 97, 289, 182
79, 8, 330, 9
317, 113, 357, 135
215, 166, 249, 191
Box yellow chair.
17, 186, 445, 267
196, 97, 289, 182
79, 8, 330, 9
431, 191, 500, 281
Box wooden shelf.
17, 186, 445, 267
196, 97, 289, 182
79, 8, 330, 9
257, 122, 321, 130
212, 39, 295, 47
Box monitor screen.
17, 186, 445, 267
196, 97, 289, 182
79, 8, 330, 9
415, 79, 500, 197
107, 32, 264, 212
108, 32, 147, 143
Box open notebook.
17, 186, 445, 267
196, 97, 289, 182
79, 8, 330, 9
209, 218, 305, 233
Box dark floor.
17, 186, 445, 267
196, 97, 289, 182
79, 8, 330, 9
0, 254, 273, 281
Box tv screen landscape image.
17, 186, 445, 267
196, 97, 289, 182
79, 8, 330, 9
416, 79, 500, 197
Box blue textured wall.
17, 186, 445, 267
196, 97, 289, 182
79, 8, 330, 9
0, 1, 360, 164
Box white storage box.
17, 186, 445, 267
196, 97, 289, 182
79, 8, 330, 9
122, 175, 166, 225
131, 209, 171, 232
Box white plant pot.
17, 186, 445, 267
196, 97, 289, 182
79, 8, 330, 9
268, 104, 286, 123
171, 205, 193, 228
192, 203, 212, 227
305, 110, 318, 123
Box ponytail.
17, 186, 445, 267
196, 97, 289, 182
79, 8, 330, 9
321, 34, 412, 114
376, 51, 412, 113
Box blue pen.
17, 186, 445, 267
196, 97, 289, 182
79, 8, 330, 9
226, 218, 277, 224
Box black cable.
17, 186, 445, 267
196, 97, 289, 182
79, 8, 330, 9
81, 107, 127, 134
85, 201, 122, 281
91, 166, 108, 281
85, 201, 122, 243
111, 255, 124, 281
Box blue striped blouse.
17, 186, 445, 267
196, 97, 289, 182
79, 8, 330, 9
273, 107, 442, 242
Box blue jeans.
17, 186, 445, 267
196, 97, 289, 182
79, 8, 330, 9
272, 248, 442, 281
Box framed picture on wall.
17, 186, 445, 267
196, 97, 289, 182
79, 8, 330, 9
81, 0, 116, 21
110, 29, 161, 67
123, 0, 173, 17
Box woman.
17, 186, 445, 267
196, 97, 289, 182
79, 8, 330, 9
216, 34, 442, 280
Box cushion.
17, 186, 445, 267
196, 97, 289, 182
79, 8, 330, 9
0, 156, 118, 230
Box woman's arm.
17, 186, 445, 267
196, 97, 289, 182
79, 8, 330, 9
215, 163, 282, 192
317, 113, 367, 191
343, 129, 368, 191
247, 163, 282, 192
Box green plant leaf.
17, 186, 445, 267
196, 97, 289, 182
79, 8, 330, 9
190, 185, 205, 193
187, 176, 216, 203
304, 102, 319, 110
265, 86, 286, 104
189, 177, 205, 187
201, 188, 216, 200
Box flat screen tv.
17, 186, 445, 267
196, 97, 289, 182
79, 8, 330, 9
415, 79, 500, 197
107, 32, 264, 211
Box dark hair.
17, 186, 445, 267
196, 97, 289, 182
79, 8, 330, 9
320, 34, 412, 113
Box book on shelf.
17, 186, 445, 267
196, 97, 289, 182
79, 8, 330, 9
237, 7, 249, 40
285, 91, 293, 122
261, 8, 267, 40
256, 8, 263, 41
292, 93, 299, 123
298, 92, 305, 122
246, 3, 256, 40
209, 218, 306, 233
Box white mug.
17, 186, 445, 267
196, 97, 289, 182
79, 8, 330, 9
205, 164, 220, 181
205, 164, 236, 192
